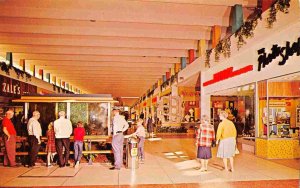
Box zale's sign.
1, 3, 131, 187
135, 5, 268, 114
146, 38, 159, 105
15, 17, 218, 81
0, 75, 37, 97
203, 65, 253, 87
257, 37, 300, 71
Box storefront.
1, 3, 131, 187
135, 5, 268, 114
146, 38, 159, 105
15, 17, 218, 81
201, 2, 300, 159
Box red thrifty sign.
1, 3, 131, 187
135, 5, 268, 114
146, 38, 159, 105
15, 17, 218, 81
203, 65, 253, 87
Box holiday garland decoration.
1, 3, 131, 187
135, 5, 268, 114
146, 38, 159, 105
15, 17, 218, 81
266, 0, 290, 28
215, 38, 231, 62
235, 7, 262, 50
205, 49, 212, 68
0, 61, 31, 81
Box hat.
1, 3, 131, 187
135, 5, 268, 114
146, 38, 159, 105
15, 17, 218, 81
112, 106, 120, 111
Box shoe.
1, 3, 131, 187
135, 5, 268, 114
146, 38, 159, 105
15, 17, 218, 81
66, 163, 71, 167
47, 164, 53, 167
59, 165, 65, 168
74, 161, 79, 168
109, 167, 120, 170
199, 168, 206, 172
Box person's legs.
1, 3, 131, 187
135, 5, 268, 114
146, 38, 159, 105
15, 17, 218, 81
77, 141, 83, 163
5, 135, 16, 166
138, 137, 145, 160
4, 135, 16, 166
223, 158, 228, 171
119, 134, 124, 168
229, 157, 234, 171
200, 159, 205, 171
204, 160, 209, 171
74, 141, 79, 163
47, 152, 51, 166
55, 138, 64, 166
112, 134, 123, 169
30, 137, 40, 166
62, 138, 70, 165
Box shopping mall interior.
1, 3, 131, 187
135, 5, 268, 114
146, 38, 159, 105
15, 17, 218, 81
0, 0, 299, 188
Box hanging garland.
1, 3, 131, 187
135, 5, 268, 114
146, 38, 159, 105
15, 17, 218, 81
205, 49, 212, 68
0, 61, 31, 81
215, 38, 231, 62
267, 0, 290, 28
235, 7, 262, 50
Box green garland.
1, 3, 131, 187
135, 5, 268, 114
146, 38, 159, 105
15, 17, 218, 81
205, 49, 212, 68
235, 7, 262, 50
215, 38, 231, 62
267, 0, 290, 28
0, 61, 31, 81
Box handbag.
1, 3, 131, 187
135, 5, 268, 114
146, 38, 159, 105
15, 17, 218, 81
211, 140, 216, 147
235, 147, 240, 155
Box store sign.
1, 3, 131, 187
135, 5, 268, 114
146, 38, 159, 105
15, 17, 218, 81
203, 65, 253, 87
0, 75, 37, 97
257, 37, 300, 71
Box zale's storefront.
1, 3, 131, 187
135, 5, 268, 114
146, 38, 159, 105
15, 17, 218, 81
0, 74, 37, 135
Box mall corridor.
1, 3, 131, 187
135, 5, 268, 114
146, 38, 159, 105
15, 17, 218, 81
0, 138, 298, 188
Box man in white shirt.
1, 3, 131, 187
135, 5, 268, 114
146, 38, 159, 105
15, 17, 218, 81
27, 111, 42, 167
54, 111, 72, 167
110, 107, 129, 170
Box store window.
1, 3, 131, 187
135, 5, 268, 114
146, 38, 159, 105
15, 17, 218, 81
260, 72, 300, 139
211, 83, 256, 137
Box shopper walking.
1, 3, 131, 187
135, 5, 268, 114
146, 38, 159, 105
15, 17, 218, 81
54, 111, 73, 168
196, 115, 215, 172
27, 111, 42, 167
2, 110, 17, 167
46, 122, 56, 167
216, 110, 237, 172
73, 121, 85, 168
110, 107, 129, 170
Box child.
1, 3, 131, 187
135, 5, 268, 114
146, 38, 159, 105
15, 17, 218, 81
74, 121, 85, 168
46, 122, 56, 167
132, 118, 146, 163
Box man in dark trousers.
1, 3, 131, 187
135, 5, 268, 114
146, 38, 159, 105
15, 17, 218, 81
27, 111, 42, 167
54, 111, 72, 167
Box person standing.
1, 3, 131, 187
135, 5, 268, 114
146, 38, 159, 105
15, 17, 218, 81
196, 115, 215, 172
46, 122, 56, 167
110, 107, 129, 170
146, 116, 154, 138
131, 118, 146, 163
2, 110, 17, 167
216, 111, 237, 172
54, 111, 72, 168
27, 111, 42, 167
73, 121, 85, 168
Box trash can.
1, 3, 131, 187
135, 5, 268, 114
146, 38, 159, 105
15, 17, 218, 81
125, 137, 139, 169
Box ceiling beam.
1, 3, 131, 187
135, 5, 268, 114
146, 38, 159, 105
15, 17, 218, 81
28, 60, 174, 68
0, 32, 198, 50
128, 0, 257, 7
0, 44, 187, 57
0, 0, 233, 26
0, 17, 213, 40
10, 53, 179, 63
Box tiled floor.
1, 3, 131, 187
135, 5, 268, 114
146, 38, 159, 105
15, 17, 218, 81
0, 138, 299, 188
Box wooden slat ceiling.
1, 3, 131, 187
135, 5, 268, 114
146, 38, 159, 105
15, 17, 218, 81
0, 0, 257, 105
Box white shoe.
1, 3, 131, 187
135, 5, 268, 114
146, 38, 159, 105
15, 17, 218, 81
74, 161, 80, 168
